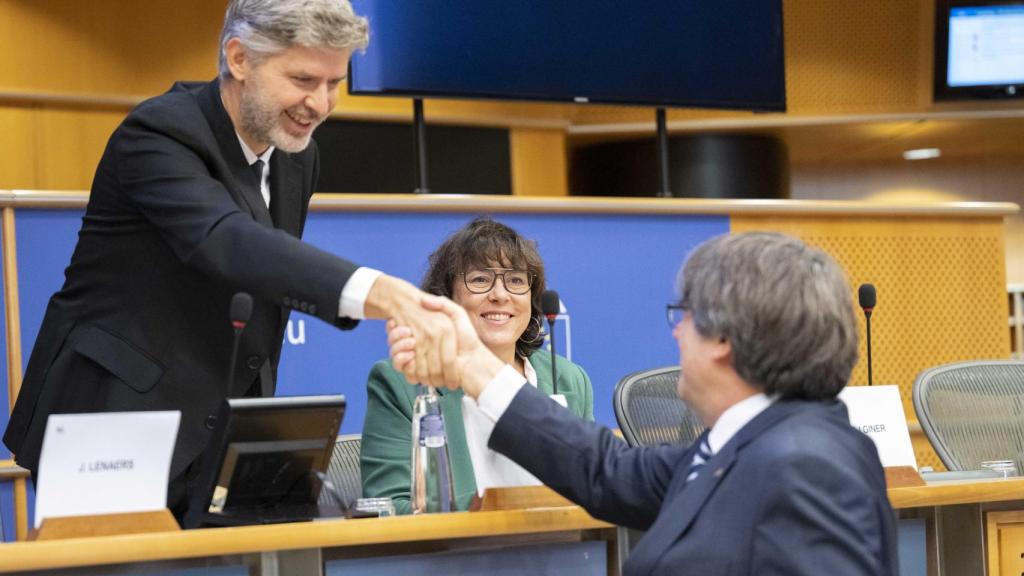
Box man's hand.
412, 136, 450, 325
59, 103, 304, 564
364, 274, 456, 388
388, 295, 505, 399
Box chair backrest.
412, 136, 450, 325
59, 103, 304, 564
913, 360, 1024, 472
613, 366, 705, 447
318, 434, 362, 508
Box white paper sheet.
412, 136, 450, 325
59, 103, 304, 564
34, 411, 181, 528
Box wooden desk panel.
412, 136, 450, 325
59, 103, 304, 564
888, 478, 1024, 576
0, 507, 612, 574
889, 477, 1024, 509
2, 479, 1024, 574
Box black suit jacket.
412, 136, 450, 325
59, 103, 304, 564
5, 79, 360, 479
491, 386, 899, 576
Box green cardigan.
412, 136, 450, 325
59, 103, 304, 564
360, 352, 594, 514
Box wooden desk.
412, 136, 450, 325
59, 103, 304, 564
888, 477, 1024, 576
1, 479, 1023, 575
890, 477, 1024, 509
0, 506, 616, 575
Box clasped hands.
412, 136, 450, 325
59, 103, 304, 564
365, 274, 502, 396
388, 294, 504, 399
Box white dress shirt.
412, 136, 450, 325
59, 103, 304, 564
236, 134, 380, 319
705, 392, 774, 454
476, 365, 775, 458
462, 356, 544, 493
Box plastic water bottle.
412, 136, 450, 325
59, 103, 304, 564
410, 386, 455, 513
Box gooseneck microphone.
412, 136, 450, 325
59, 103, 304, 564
227, 292, 253, 394
541, 290, 561, 396
858, 284, 876, 387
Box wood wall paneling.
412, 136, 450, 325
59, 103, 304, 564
0, 109, 38, 189
987, 510, 1024, 575
0, 0, 220, 95
510, 129, 568, 197
791, 158, 1024, 283
782, 0, 928, 114
34, 109, 123, 190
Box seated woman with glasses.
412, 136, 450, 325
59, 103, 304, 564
360, 217, 594, 514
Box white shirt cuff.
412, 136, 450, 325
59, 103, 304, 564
338, 267, 382, 320
475, 364, 528, 423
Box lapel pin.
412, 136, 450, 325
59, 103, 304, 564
713, 468, 724, 477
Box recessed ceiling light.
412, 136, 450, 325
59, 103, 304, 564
902, 148, 941, 161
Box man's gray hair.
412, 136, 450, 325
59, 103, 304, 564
218, 0, 370, 79
678, 232, 858, 399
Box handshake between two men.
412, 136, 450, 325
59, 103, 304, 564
386, 294, 503, 400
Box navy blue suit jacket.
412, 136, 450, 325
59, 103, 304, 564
490, 385, 898, 576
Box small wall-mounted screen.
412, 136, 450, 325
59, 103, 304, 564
947, 5, 1024, 87
935, 2, 1024, 100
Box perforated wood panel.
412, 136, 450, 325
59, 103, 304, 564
731, 216, 1010, 471
782, 0, 929, 114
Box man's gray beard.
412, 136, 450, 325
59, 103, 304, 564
239, 88, 314, 154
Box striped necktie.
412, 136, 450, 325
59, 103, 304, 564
685, 431, 712, 483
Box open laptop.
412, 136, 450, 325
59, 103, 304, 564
183, 395, 346, 529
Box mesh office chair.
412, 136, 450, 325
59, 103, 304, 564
613, 366, 705, 447
913, 360, 1024, 472
317, 434, 363, 509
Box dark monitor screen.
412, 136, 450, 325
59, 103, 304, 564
935, 1, 1024, 100
349, 0, 786, 111
184, 395, 345, 528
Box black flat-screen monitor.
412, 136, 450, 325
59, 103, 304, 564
183, 395, 345, 529
349, 0, 786, 111
934, 1, 1024, 100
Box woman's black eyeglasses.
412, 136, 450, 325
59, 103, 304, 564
461, 268, 534, 295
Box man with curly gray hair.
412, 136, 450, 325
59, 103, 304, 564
6, 0, 460, 523
390, 231, 898, 575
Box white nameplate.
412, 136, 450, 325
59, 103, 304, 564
35, 411, 181, 528
838, 385, 918, 470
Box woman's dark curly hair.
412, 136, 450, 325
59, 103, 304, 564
421, 217, 546, 358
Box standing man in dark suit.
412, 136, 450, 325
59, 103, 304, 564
3, 0, 457, 517
390, 232, 899, 575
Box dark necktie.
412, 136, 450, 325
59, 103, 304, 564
685, 430, 712, 483
259, 160, 286, 227
250, 159, 265, 201
252, 159, 284, 227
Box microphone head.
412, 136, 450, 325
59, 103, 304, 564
541, 290, 560, 321
230, 292, 253, 326
858, 283, 876, 311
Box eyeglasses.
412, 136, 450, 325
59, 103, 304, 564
461, 268, 534, 295
666, 302, 689, 328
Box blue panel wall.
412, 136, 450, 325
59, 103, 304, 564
898, 518, 926, 576
16, 210, 82, 364
280, 212, 727, 432
10, 209, 80, 534
12, 208, 727, 436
